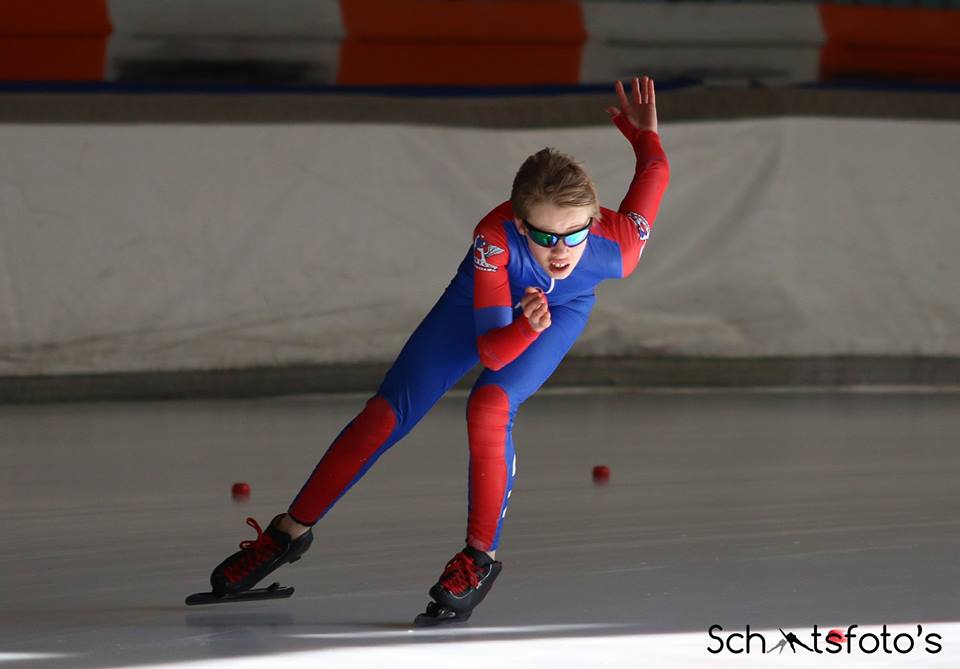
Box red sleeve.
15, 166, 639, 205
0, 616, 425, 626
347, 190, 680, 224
477, 314, 541, 372
472, 204, 541, 371
606, 118, 671, 278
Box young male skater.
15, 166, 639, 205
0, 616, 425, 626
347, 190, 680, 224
204, 76, 669, 624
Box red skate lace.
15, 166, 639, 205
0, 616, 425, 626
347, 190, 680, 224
439, 552, 482, 595
223, 517, 281, 584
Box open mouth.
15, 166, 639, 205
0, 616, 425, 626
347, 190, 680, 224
549, 260, 570, 272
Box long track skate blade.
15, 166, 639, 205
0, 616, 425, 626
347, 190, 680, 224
185, 582, 294, 606
413, 603, 472, 627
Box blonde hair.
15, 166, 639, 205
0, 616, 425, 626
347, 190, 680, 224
510, 147, 599, 221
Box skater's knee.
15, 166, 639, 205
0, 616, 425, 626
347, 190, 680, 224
467, 385, 511, 456
359, 394, 397, 435
362, 394, 397, 423
342, 395, 397, 455
467, 385, 510, 428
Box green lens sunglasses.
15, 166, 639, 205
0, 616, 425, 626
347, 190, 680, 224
522, 217, 593, 248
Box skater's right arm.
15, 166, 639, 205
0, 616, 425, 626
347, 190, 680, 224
472, 208, 545, 371
603, 76, 669, 279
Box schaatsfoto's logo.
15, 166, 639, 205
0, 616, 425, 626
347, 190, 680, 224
707, 624, 942, 655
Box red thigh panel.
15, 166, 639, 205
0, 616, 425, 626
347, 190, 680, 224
466, 384, 511, 551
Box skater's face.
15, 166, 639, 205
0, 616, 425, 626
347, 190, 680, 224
516, 202, 594, 280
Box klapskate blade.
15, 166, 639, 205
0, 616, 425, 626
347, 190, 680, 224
413, 608, 472, 627
185, 583, 294, 606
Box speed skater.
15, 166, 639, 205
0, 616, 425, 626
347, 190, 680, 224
199, 75, 670, 624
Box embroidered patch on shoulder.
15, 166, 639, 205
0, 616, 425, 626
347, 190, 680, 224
473, 234, 505, 272
627, 211, 650, 241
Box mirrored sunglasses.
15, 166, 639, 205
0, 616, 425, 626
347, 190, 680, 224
522, 218, 593, 248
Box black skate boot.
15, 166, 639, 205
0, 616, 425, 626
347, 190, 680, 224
414, 546, 502, 627
199, 515, 312, 602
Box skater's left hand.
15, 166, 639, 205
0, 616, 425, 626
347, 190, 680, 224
606, 75, 658, 136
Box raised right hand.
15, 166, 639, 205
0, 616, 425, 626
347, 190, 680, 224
518, 286, 551, 332
605, 75, 658, 136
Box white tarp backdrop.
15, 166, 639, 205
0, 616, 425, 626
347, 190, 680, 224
0, 117, 958, 375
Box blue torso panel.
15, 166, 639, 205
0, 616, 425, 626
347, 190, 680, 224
447, 209, 623, 312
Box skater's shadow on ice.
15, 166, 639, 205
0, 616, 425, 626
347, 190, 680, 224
321, 621, 419, 631
183, 615, 409, 630
185, 612, 295, 628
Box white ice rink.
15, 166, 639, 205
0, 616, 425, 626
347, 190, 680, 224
3, 388, 959, 667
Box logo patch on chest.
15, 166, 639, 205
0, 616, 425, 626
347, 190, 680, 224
473, 234, 505, 272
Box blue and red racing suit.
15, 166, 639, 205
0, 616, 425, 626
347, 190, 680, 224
289, 119, 669, 553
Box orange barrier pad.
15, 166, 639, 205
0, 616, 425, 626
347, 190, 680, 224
340, 0, 586, 42
0, 37, 107, 81
338, 41, 581, 86
0, 0, 111, 35
819, 5, 960, 83
0, 0, 110, 80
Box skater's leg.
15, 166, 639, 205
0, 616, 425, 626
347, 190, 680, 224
464, 383, 512, 556
417, 295, 593, 622
209, 291, 478, 596
465, 294, 594, 553
288, 291, 479, 525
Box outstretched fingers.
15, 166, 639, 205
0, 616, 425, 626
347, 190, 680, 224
610, 75, 658, 130
615, 79, 630, 113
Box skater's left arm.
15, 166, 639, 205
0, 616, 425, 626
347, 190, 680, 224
604, 75, 670, 279
471, 206, 544, 371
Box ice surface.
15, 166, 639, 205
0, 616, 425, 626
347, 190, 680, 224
2, 389, 958, 667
